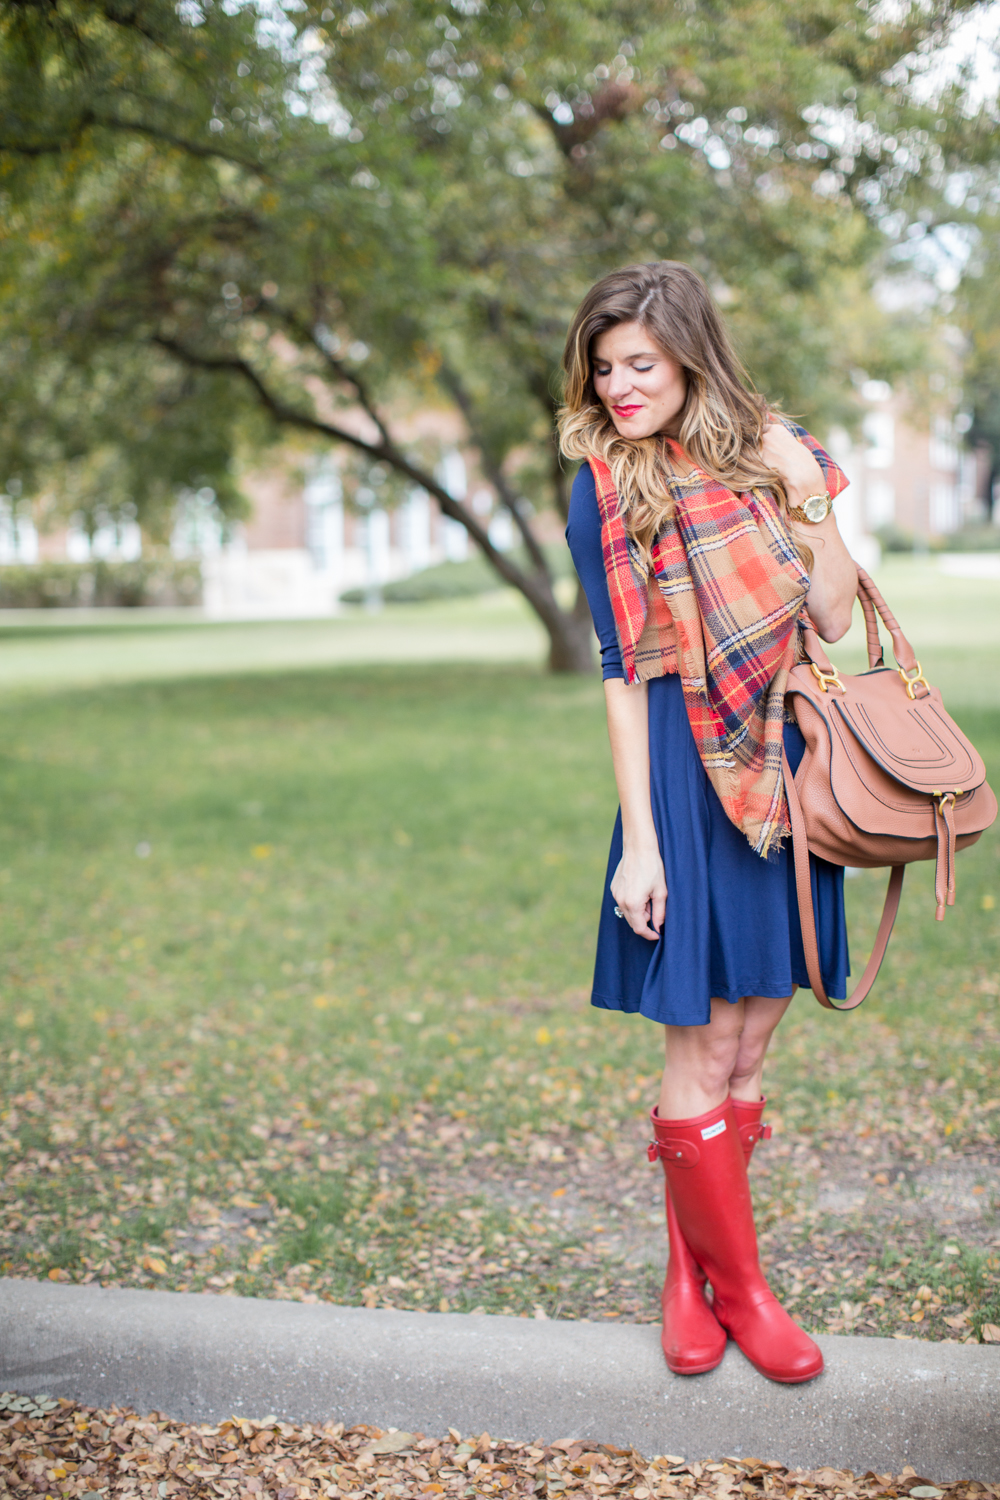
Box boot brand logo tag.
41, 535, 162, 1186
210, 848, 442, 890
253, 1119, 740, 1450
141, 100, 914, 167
701, 1120, 726, 1140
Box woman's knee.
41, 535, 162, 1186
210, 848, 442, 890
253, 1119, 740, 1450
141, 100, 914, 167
665, 1001, 744, 1091
729, 994, 791, 1084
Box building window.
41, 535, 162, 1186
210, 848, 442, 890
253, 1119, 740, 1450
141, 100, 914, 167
866, 479, 895, 528
929, 416, 957, 473
862, 411, 894, 470
172, 490, 224, 558
930, 481, 959, 534
0, 500, 39, 564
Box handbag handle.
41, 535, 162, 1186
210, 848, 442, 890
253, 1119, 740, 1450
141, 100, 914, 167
856, 567, 920, 674
801, 565, 924, 683
782, 748, 905, 1010
857, 583, 884, 669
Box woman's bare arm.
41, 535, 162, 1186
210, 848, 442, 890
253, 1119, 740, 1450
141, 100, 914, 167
761, 422, 858, 643
604, 678, 667, 940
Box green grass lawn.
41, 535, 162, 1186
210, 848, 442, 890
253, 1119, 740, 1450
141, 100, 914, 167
0, 562, 998, 1341
0, 592, 546, 695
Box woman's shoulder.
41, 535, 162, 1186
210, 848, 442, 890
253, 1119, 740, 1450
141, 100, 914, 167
565, 461, 601, 556
568, 460, 598, 510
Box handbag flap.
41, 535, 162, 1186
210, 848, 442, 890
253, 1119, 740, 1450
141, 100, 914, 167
830, 676, 985, 795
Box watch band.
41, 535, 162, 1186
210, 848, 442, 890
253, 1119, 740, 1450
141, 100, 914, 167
787, 491, 833, 524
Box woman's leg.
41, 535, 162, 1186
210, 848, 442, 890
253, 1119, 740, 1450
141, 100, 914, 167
652, 997, 750, 1375
658, 997, 749, 1121
727, 992, 794, 1103
653, 990, 821, 1383
658, 992, 791, 1121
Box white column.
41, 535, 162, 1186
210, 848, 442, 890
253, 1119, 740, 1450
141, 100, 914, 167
437, 450, 469, 562
399, 488, 432, 572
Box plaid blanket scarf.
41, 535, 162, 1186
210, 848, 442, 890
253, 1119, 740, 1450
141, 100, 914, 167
590, 422, 849, 856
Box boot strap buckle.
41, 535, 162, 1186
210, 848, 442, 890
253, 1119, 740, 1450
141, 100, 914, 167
650, 1137, 700, 1167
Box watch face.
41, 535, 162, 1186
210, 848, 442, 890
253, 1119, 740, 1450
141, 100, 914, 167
803, 494, 831, 523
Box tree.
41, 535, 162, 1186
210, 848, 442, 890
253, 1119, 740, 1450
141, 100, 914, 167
0, 0, 990, 667
956, 216, 1000, 520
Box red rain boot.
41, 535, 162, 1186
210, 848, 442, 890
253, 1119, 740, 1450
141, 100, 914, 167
730, 1095, 771, 1163
658, 1098, 823, 1384
648, 1109, 726, 1374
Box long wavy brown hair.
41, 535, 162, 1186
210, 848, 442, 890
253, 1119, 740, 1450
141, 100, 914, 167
558, 261, 797, 571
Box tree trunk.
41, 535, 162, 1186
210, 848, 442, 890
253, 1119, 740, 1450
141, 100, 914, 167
542, 578, 595, 674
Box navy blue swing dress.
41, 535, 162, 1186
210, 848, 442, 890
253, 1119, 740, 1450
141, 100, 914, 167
566, 464, 849, 1028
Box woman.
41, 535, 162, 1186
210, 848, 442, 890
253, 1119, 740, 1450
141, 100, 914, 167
559, 262, 858, 1384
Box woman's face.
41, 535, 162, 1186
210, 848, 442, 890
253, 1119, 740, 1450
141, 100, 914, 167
592, 320, 687, 440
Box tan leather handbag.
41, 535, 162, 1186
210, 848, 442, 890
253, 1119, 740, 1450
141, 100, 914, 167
783, 566, 997, 1011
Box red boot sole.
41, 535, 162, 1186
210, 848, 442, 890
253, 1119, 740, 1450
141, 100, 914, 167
662, 1348, 727, 1376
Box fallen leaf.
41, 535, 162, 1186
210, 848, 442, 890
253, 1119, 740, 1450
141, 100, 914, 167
361, 1431, 415, 1456
981, 1323, 1000, 1343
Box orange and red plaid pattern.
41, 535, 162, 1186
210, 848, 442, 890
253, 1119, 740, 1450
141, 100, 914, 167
590, 422, 849, 856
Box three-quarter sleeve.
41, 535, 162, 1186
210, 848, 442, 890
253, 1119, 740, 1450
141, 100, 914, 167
565, 464, 625, 680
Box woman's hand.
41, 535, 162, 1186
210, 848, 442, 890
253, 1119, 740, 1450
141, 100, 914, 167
761, 420, 826, 507
603, 678, 667, 941
761, 421, 858, 644
611, 840, 667, 941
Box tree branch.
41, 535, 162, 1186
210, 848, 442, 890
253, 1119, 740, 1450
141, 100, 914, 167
273, 307, 395, 452
532, 80, 646, 159
0, 108, 268, 175
151, 333, 570, 622
438, 365, 552, 583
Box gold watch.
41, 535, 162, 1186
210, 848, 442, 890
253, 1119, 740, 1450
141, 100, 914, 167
787, 491, 833, 524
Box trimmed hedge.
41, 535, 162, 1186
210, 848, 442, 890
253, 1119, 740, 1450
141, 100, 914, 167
876, 522, 1000, 554
339, 544, 574, 606
0, 558, 202, 608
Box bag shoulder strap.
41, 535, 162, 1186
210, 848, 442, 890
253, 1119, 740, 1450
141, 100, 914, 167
782, 747, 905, 1011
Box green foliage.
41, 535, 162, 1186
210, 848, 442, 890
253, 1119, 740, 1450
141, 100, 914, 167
956, 218, 1000, 519
340, 544, 571, 603
0, 558, 201, 608
340, 555, 497, 605
941, 525, 1000, 552
875, 522, 917, 554
0, 0, 992, 665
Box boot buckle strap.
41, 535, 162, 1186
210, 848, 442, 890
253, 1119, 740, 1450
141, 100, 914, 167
647, 1137, 700, 1168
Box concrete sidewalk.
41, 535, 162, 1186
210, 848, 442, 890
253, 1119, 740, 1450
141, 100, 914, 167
0, 1279, 997, 1479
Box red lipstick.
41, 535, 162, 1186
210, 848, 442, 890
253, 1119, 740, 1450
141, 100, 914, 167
613, 404, 643, 417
